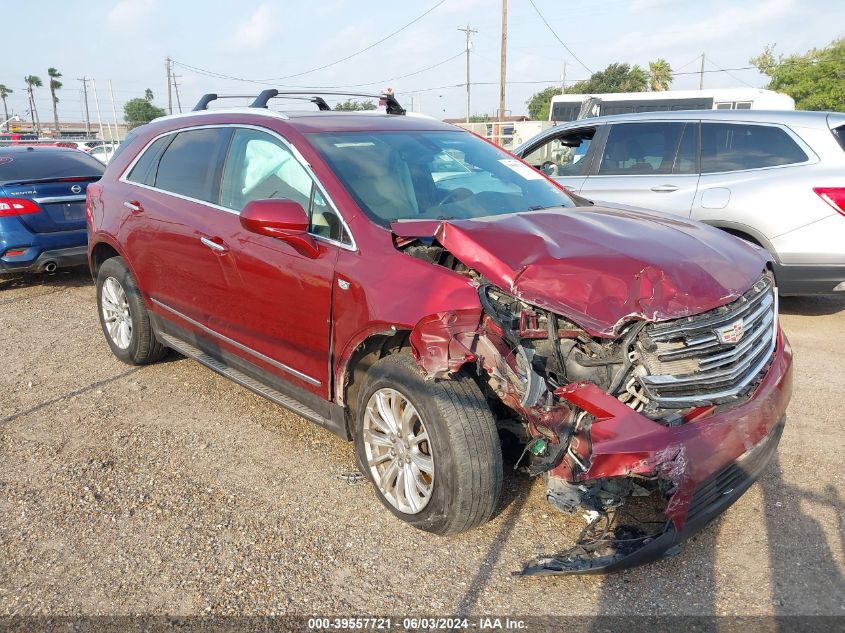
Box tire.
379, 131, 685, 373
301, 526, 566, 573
354, 354, 502, 535
96, 257, 166, 365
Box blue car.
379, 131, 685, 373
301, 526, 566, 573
0, 146, 104, 276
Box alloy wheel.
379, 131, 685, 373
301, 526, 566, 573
101, 277, 132, 350
362, 388, 435, 514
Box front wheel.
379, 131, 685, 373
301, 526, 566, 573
354, 354, 502, 535
96, 257, 166, 365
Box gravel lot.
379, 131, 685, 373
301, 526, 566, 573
1, 268, 843, 617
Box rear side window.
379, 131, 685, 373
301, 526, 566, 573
0, 150, 104, 184
154, 128, 231, 203
598, 122, 686, 175
127, 135, 173, 186
701, 123, 808, 173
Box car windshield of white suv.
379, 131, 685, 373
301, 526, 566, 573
310, 130, 573, 224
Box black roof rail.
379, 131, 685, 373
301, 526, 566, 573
250, 90, 406, 115
192, 93, 260, 111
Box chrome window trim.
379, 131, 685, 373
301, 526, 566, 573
118, 123, 357, 251
151, 298, 321, 387
33, 195, 87, 204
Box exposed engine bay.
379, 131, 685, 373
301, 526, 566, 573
399, 227, 783, 574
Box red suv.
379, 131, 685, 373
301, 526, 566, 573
87, 91, 792, 574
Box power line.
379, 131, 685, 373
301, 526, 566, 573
526, 0, 592, 74
176, 50, 465, 91
173, 0, 447, 85
705, 56, 756, 87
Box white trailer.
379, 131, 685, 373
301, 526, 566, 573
549, 88, 795, 122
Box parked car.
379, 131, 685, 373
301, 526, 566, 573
87, 91, 792, 574
89, 144, 116, 164
0, 146, 104, 276
514, 109, 845, 295
57, 140, 108, 153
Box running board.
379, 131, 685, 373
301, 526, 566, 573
158, 331, 333, 428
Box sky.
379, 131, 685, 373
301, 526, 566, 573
2, 0, 843, 124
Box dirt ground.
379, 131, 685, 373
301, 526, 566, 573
0, 267, 843, 617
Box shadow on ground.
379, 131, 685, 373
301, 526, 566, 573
0, 266, 92, 294
779, 295, 845, 317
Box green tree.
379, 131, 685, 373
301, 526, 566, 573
526, 86, 561, 120
525, 62, 651, 120
0, 85, 12, 131
24, 75, 43, 135
144, 88, 154, 102
48, 67, 62, 134
648, 58, 673, 91
123, 97, 166, 128
751, 38, 845, 111
334, 99, 377, 111
567, 63, 649, 94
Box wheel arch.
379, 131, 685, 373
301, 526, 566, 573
699, 220, 781, 264
336, 328, 412, 436
89, 237, 125, 277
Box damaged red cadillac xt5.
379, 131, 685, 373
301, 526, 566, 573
86, 91, 793, 574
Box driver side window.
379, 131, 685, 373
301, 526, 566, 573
220, 128, 347, 243
522, 128, 595, 177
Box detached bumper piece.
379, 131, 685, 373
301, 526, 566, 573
520, 417, 785, 575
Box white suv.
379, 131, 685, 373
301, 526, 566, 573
515, 110, 845, 295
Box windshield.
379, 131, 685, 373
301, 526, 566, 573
309, 130, 573, 224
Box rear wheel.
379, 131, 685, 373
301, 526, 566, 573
96, 257, 166, 365
354, 354, 502, 535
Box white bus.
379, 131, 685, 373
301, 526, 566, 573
549, 88, 795, 122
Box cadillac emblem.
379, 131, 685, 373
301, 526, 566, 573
716, 320, 745, 344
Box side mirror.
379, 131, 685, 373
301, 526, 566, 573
239, 198, 319, 258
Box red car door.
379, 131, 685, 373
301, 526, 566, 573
119, 127, 238, 333
210, 127, 346, 397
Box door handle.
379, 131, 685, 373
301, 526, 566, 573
650, 184, 679, 193
200, 236, 228, 253
123, 200, 143, 213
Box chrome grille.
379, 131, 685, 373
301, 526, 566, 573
637, 275, 777, 408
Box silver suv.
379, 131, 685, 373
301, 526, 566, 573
514, 110, 845, 295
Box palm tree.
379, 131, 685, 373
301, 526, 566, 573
648, 59, 673, 92
144, 88, 154, 102
0, 85, 12, 131
48, 67, 62, 135
24, 75, 43, 135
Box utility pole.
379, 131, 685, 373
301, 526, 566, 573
172, 73, 183, 113
561, 60, 567, 93
457, 25, 477, 123
165, 56, 173, 115
77, 77, 91, 137
498, 0, 507, 121
699, 52, 705, 90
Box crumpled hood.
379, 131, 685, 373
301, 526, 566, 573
392, 207, 770, 337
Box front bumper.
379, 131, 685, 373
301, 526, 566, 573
0, 245, 88, 274
522, 328, 793, 575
